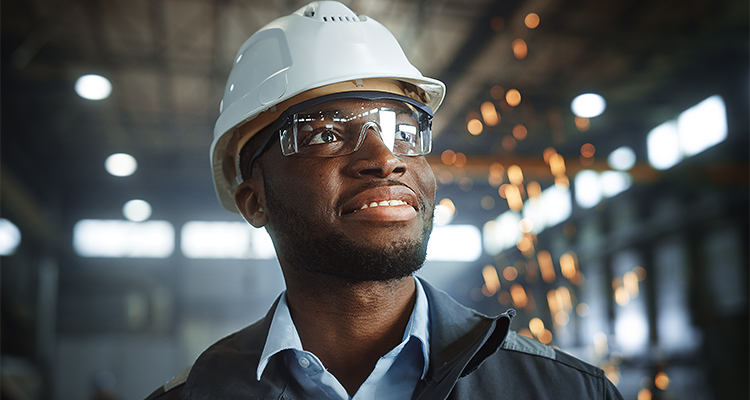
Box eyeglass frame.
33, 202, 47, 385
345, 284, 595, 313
241, 91, 434, 179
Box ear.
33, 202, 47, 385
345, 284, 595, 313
235, 178, 268, 228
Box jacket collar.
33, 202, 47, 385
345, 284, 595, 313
181, 278, 514, 399
414, 278, 514, 399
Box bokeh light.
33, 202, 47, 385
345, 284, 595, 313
75, 74, 112, 100
571, 93, 606, 118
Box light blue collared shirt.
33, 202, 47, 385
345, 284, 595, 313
257, 277, 430, 400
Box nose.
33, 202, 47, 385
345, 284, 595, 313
347, 128, 407, 178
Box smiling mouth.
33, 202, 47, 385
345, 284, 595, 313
359, 199, 409, 210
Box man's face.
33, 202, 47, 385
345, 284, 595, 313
251, 98, 437, 283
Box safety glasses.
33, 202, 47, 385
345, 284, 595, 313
245, 91, 433, 177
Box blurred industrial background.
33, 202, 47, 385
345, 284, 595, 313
1, 0, 748, 399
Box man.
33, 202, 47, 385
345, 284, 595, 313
147, 2, 623, 399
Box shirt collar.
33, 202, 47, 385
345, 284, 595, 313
256, 276, 431, 381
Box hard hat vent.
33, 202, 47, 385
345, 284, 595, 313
321, 15, 361, 22
301, 1, 362, 23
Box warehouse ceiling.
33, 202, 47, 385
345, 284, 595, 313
1, 0, 748, 247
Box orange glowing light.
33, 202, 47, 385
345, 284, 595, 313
441, 149, 456, 165
498, 184, 510, 198
581, 143, 595, 158
506, 89, 521, 106
529, 317, 545, 336
507, 165, 524, 185
482, 265, 501, 295
547, 290, 560, 315
525, 13, 540, 29
512, 124, 528, 140
512, 39, 528, 59
489, 162, 504, 176
634, 266, 647, 280
615, 286, 630, 306
549, 153, 566, 176
467, 118, 483, 135
490, 85, 504, 99
538, 329, 553, 344
637, 388, 652, 400
554, 175, 569, 189
519, 218, 533, 233
519, 234, 535, 256
654, 372, 669, 390
537, 250, 556, 283
518, 328, 533, 338
510, 284, 528, 308
481, 101, 500, 126
575, 116, 590, 131
527, 181, 541, 198
503, 266, 518, 281
554, 311, 569, 326
506, 184, 524, 212
624, 271, 639, 297
557, 286, 573, 310
560, 252, 577, 279
543, 147, 557, 164
454, 152, 467, 167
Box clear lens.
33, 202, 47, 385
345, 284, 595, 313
279, 98, 431, 157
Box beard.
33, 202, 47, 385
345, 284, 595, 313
263, 180, 433, 283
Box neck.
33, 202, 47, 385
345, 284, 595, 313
283, 272, 417, 396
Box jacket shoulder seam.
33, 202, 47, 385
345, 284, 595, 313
500, 331, 555, 359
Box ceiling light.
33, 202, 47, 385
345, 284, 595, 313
105, 153, 137, 177
75, 74, 112, 100
608, 146, 636, 171
0, 219, 21, 256
427, 225, 482, 262
181, 221, 275, 259
571, 93, 606, 118
677, 95, 727, 156
647, 121, 681, 170
574, 170, 602, 209
123, 199, 152, 222
73, 220, 174, 258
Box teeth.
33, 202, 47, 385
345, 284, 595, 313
359, 199, 407, 209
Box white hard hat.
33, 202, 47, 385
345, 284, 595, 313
210, 1, 446, 213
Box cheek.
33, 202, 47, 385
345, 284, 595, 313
413, 161, 437, 203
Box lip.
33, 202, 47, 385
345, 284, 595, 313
340, 185, 419, 221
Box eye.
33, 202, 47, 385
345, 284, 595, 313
307, 129, 341, 145
397, 125, 418, 145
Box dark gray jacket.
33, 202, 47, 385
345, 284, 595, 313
146, 279, 623, 399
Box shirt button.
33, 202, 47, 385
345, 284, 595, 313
298, 356, 311, 368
